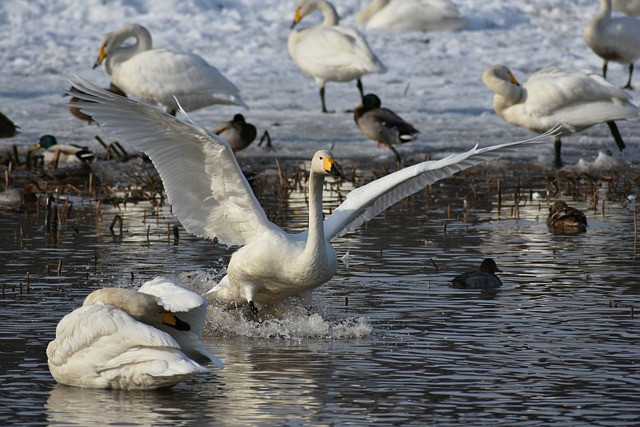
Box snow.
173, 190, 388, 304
0, 0, 639, 167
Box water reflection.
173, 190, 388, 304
2, 162, 640, 425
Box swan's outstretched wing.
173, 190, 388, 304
68, 76, 276, 247
323, 126, 560, 240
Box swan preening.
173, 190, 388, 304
482, 64, 640, 168
69, 76, 557, 318
47, 277, 222, 390
288, 0, 387, 112
94, 23, 247, 115
356, 0, 467, 32
584, 0, 640, 88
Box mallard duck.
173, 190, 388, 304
288, 0, 387, 112
46, 277, 222, 390
482, 65, 640, 168
451, 258, 503, 289
30, 135, 95, 164
67, 83, 127, 124
0, 112, 19, 138
356, 0, 466, 32
354, 93, 420, 163
94, 23, 247, 115
547, 201, 588, 234
584, 0, 640, 88
212, 114, 257, 153
69, 76, 557, 319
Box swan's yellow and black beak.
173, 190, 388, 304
508, 71, 520, 86
93, 47, 107, 69
324, 157, 342, 177
291, 8, 303, 29
162, 311, 191, 331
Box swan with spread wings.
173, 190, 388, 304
70, 77, 555, 317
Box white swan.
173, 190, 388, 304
356, 0, 467, 32
482, 64, 640, 168
288, 0, 387, 112
47, 277, 222, 390
93, 23, 247, 114
69, 76, 556, 318
584, 0, 640, 88
613, 0, 640, 16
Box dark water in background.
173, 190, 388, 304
1, 159, 640, 426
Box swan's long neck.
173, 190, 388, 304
105, 25, 152, 75
598, 0, 612, 21
318, 0, 340, 27
484, 68, 524, 109
356, 0, 388, 26
304, 171, 327, 259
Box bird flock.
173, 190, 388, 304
31, 0, 640, 390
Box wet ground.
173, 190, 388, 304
1, 154, 640, 426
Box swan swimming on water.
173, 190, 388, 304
93, 23, 247, 114
47, 277, 222, 390
69, 76, 557, 319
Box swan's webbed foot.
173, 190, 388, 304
248, 301, 261, 323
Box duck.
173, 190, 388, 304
547, 201, 588, 234
613, 0, 640, 16
212, 114, 257, 153
482, 64, 640, 168
67, 83, 127, 124
584, 0, 640, 88
354, 93, 420, 164
46, 277, 222, 390
356, 0, 466, 32
288, 0, 387, 113
93, 23, 247, 115
68, 76, 558, 319
0, 112, 19, 138
30, 135, 95, 164
451, 258, 503, 289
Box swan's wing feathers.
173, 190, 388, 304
324, 127, 559, 240
138, 277, 205, 313
68, 76, 273, 246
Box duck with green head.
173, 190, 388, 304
31, 135, 95, 164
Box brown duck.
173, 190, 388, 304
547, 201, 587, 234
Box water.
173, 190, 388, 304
1, 158, 639, 426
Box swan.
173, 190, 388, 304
354, 93, 420, 164
68, 76, 557, 318
288, 0, 387, 112
547, 201, 588, 235
482, 64, 640, 168
46, 277, 222, 390
450, 258, 503, 289
356, 0, 467, 32
30, 135, 95, 164
212, 114, 257, 153
613, 0, 640, 16
584, 0, 640, 88
93, 23, 247, 115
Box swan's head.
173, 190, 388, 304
312, 150, 341, 177
484, 65, 520, 87
291, 0, 320, 28
83, 288, 190, 331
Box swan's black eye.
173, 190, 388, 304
319, 156, 323, 160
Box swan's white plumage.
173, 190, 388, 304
584, 0, 640, 88
47, 277, 221, 390
288, 0, 386, 111
356, 0, 466, 32
613, 0, 640, 16
483, 64, 640, 166
69, 76, 556, 313
95, 23, 246, 113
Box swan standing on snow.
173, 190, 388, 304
93, 23, 247, 115
584, 0, 640, 88
69, 76, 556, 318
482, 65, 640, 168
288, 0, 387, 113
356, 0, 467, 32
47, 277, 222, 390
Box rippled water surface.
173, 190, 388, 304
1, 159, 640, 426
